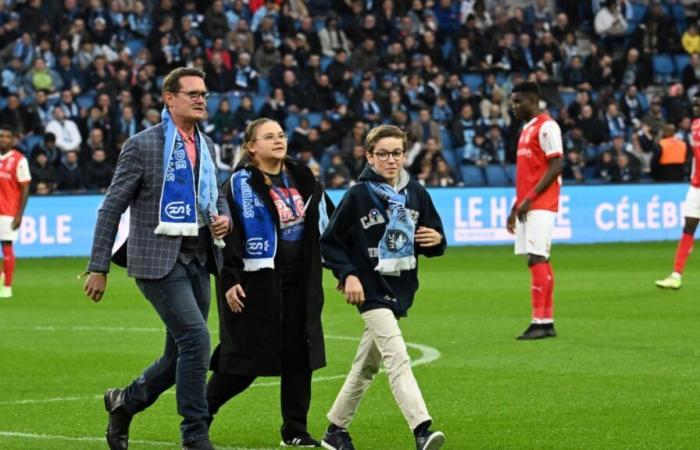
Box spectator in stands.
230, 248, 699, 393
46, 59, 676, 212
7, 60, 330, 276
594, 0, 627, 40
46, 106, 82, 154
117, 106, 140, 139
318, 15, 350, 58
408, 108, 442, 149
604, 102, 627, 141
204, 51, 234, 93
128, 0, 152, 39
356, 89, 383, 128
524, 0, 552, 26
203, 0, 230, 40
452, 103, 478, 163
1, 57, 23, 96
212, 98, 236, 139
56, 149, 84, 192
643, 97, 667, 137
681, 53, 700, 92
611, 150, 641, 183
232, 52, 258, 94
596, 150, 615, 182
324, 151, 351, 187
551, 13, 574, 43
24, 57, 62, 95
430, 157, 457, 187
84, 148, 114, 193
349, 37, 380, 74
664, 84, 692, 126
29, 149, 57, 194
619, 84, 645, 127
612, 47, 650, 90
80, 127, 107, 163
560, 31, 581, 65
259, 88, 288, 125
281, 70, 305, 114
345, 143, 366, 180
0, 93, 42, 139
232, 95, 257, 135
432, 95, 454, 127
254, 36, 281, 78
562, 56, 591, 91
578, 104, 609, 146
652, 124, 687, 182
682, 22, 700, 54
567, 89, 593, 122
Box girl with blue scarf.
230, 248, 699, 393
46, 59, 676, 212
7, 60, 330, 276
319, 125, 447, 450
207, 118, 333, 448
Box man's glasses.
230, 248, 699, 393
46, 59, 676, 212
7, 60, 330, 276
255, 132, 288, 142
372, 151, 405, 161
176, 90, 211, 101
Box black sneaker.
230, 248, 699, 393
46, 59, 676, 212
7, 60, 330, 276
543, 323, 557, 337
516, 323, 548, 340
321, 427, 355, 450
281, 434, 321, 447
415, 430, 445, 450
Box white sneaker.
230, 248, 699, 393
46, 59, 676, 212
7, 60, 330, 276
0, 286, 12, 298
655, 274, 682, 290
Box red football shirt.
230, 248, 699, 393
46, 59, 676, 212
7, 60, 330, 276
0, 149, 31, 217
515, 113, 562, 212
690, 118, 700, 188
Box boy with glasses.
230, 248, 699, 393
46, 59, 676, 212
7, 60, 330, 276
319, 125, 446, 450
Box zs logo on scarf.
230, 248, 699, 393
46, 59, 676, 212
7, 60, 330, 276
246, 237, 269, 255
385, 230, 409, 251
165, 201, 192, 220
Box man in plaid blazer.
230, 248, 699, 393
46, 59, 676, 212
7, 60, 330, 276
84, 67, 231, 450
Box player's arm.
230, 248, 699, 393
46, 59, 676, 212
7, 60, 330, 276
515, 121, 563, 222
12, 158, 31, 230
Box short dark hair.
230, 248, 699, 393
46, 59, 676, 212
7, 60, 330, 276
162, 67, 206, 95
0, 124, 15, 135
512, 81, 540, 98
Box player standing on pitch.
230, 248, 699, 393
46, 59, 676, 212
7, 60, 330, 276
0, 125, 31, 299
507, 82, 563, 340
655, 94, 700, 289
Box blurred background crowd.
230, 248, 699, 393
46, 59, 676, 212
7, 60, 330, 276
0, 0, 699, 195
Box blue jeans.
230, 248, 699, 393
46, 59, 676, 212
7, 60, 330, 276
126, 261, 211, 444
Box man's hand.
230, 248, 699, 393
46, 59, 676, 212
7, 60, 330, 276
506, 206, 517, 234
415, 226, 442, 247
11, 214, 21, 230
516, 198, 532, 223
225, 284, 246, 313
84, 273, 107, 302
209, 215, 230, 240
343, 275, 365, 305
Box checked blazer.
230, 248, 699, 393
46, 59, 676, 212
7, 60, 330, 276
87, 122, 231, 280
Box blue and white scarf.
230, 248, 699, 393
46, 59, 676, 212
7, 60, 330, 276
155, 109, 223, 247
231, 168, 277, 271
231, 167, 330, 271
366, 181, 416, 274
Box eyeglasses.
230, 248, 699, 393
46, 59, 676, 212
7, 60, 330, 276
372, 150, 405, 161
255, 132, 287, 142
176, 90, 211, 101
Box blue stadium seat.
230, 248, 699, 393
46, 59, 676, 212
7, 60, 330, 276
504, 164, 516, 183
284, 113, 300, 133
257, 77, 270, 96
652, 54, 675, 84
126, 38, 145, 56
674, 54, 690, 77
439, 128, 452, 150
306, 112, 323, 128
441, 41, 453, 61
77, 93, 95, 109
485, 165, 510, 186
461, 73, 483, 91
440, 148, 459, 175
321, 56, 333, 72
628, 2, 647, 31
206, 92, 221, 115
226, 93, 241, 112
460, 165, 486, 186
253, 94, 267, 113
561, 91, 576, 108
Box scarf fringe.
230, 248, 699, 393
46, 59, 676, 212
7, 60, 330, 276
374, 255, 416, 274
154, 222, 199, 236
243, 258, 275, 271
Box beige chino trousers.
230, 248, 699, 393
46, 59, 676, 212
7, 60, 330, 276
327, 308, 431, 430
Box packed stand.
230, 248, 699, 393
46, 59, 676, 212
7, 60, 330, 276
1, 0, 699, 194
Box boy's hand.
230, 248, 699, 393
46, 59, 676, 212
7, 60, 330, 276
344, 275, 365, 305
415, 226, 442, 247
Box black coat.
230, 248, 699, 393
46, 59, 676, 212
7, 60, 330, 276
212, 159, 334, 376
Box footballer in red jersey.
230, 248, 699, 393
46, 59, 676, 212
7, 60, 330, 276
507, 82, 563, 340
0, 125, 31, 298
655, 94, 700, 289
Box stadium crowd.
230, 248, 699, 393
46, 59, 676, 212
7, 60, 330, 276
0, 0, 699, 195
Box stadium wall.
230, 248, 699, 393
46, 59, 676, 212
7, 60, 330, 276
16, 184, 689, 257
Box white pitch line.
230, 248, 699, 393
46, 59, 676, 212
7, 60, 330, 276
0, 431, 277, 450
0, 327, 441, 407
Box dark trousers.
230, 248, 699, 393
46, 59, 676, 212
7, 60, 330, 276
125, 261, 212, 444
206, 282, 312, 440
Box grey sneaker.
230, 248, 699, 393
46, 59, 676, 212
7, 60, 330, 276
415, 430, 445, 450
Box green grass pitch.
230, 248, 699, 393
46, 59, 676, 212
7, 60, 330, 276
0, 242, 699, 449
